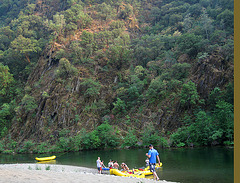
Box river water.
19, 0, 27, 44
0, 147, 233, 183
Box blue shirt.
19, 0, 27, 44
148, 148, 159, 164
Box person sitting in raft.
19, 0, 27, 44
108, 160, 114, 169
113, 161, 119, 169
145, 158, 149, 167
101, 160, 106, 168
121, 162, 129, 172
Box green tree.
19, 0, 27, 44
133, 35, 165, 67
122, 128, 138, 148
200, 8, 213, 40
210, 30, 226, 46
213, 100, 233, 143
170, 63, 191, 81
16, 94, 37, 115
10, 35, 41, 63
97, 2, 115, 21
0, 103, 12, 132
208, 87, 223, 110
80, 129, 101, 150
141, 124, 160, 147
170, 110, 214, 147
118, 3, 133, 20
55, 58, 78, 79
216, 9, 234, 34
47, 13, 66, 38
0, 26, 15, 50
0, 63, 14, 95
95, 123, 119, 148
177, 33, 205, 58
80, 30, 94, 58
107, 45, 131, 70
80, 78, 101, 99
169, 14, 183, 26
183, 13, 193, 33
149, 7, 161, 25
146, 77, 167, 103
113, 98, 127, 115
64, 4, 92, 31
179, 81, 203, 109
193, 111, 214, 145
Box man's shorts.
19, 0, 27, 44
149, 163, 156, 172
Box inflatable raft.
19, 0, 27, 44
125, 162, 163, 176
125, 169, 153, 176
110, 169, 145, 178
145, 162, 162, 170
35, 155, 56, 161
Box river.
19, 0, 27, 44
0, 147, 233, 183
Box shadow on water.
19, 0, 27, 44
0, 147, 233, 183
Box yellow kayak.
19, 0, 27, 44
35, 155, 56, 161
110, 169, 145, 178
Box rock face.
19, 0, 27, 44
11, 46, 233, 142
192, 50, 233, 99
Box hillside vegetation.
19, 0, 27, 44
0, 0, 233, 154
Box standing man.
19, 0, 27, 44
96, 157, 102, 174
146, 144, 161, 181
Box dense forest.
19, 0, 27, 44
0, 0, 234, 154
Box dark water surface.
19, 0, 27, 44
0, 147, 233, 183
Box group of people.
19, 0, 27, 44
96, 144, 161, 181
96, 157, 123, 174
107, 159, 121, 169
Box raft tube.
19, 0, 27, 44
102, 167, 110, 170
124, 169, 153, 176
110, 169, 145, 178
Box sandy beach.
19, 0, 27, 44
0, 164, 177, 183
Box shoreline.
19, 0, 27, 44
0, 163, 177, 183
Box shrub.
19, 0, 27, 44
55, 58, 78, 79
159, 137, 170, 148
95, 123, 119, 148
122, 129, 138, 148
20, 94, 38, 113
170, 127, 188, 147
112, 98, 127, 115
146, 77, 167, 103
0, 126, 8, 138
177, 33, 205, 58
80, 129, 101, 150
179, 81, 204, 109
141, 124, 161, 147
170, 63, 191, 80
0, 63, 14, 96
57, 137, 71, 152
0, 141, 4, 152
80, 78, 101, 98
33, 142, 49, 154
19, 140, 35, 153
213, 100, 234, 143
